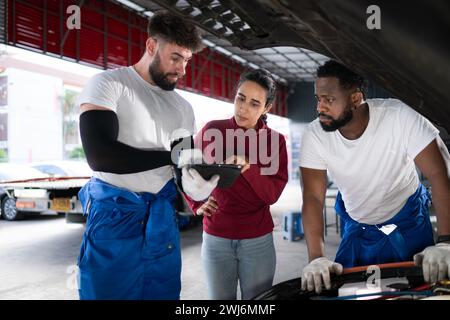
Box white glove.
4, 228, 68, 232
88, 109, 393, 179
177, 148, 203, 168
182, 167, 219, 201
301, 257, 343, 294
414, 242, 450, 283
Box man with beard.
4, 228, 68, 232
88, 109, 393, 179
299, 60, 450, 294
75, 11, 219, 300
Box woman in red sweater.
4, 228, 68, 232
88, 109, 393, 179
187, 69, 288, 300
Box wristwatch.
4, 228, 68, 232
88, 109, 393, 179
436, 234, 450, 244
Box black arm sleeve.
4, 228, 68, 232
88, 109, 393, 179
170, 135, 194, 193
170, 135, 195, 211
79, 110, 173, 174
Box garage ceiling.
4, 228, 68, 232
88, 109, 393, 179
115, 0, 329, 83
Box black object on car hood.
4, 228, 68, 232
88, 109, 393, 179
252, 263, 427, 300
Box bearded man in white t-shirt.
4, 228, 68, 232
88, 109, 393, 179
76, 11, 218, 300
299, 60, 450, 294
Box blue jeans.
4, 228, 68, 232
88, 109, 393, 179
201, 232, 276, 300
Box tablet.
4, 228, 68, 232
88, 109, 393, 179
187, 163, 243, 189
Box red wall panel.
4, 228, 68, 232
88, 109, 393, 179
79, 27, 104, 66
7, 0, 288, 116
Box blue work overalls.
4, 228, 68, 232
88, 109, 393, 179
77, 177, 181, 300
334, 184, 434, 268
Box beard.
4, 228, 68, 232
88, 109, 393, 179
149, 53, 179, 91
319, 106, 353, 132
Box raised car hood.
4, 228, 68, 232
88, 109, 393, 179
237, 0, 450, 132
148, 0, 450, 132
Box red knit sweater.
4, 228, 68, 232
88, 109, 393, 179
185, 117, 288, 239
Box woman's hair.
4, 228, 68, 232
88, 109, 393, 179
147, 11, 203, 53
237, 69, 277, 124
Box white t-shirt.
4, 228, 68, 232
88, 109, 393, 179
299, 99, 439, 224
77, 66, 196, 193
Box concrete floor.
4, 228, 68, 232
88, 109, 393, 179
0, 183, 342, 300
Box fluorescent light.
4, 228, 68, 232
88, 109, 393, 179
201, 40, 238, 59
231, 55, 247, 64
214, 46, 232, 56
143, 11, 154, 17
202, 39, 216, 47
115, 0, 145, 12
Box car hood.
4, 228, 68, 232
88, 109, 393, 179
149, 0, 449, 132
238, 0, 450, 132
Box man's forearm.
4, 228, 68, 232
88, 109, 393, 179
416, 137, 450, 236
430, 174, 450, 235
302, 197, 326, 261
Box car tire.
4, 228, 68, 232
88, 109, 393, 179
65, 212, 86, 223
1, 197, 24, 221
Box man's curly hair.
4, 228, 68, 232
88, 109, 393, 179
317, 60, 368, 97
147, 11, 203, 53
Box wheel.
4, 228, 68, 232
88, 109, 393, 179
1, 197, 24, 221
65, 212, 86, 223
